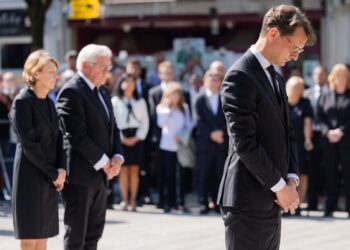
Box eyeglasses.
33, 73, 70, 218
285, 36, 304, 54
89, 61, 113, 71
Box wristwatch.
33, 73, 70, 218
289, 178, 300, 187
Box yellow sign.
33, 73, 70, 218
69, 0, 100, 20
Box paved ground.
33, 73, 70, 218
0, 201, 350, 250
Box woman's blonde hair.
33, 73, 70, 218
328, 64, 350, 91
161, 82, 185, 113
22, 50, 59, 86
286, 75, 305, 98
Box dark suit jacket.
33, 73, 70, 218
195, 90, 228, 152
217, 50, 299, 211
148, 84, 192, 145
304, 85, 329, 130
318, 89, 350, 146
56, 74, 122, 187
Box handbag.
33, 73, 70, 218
177, 129, 196, 168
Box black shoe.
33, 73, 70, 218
156, 202, 164, 209
324, 211, 333, 217
164, 207, 171, 213
107, 204, 114, 210
294, 208, 301, 216
307, 205, 318, 211
199, 208, 209, 215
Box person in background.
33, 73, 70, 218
156, 82, 192, 212
195, 69, 228, 214
286, 76, 313, 215
56, 44, 123, 250
303, 65, 329, 211
112, 74, 149, 211
318, 63, 350, 218
209, 60, 225, 77
9, 50, 66, 250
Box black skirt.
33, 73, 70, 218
121, 128, 144, 166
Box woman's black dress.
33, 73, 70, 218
9, 88, 66, 239
289, 97, 313, 174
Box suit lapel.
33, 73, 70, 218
246, 52, 286, 126
329, 92, 338, 128
204, 94, 214, 118
78, 78, 110, 127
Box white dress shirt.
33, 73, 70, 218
205, 88, 219, 115
111, 96, 149, 140
248, 46, 299, 192
157, 104, 192, 152
78, 71, 124, 171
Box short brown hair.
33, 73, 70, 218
260, 4, 316, 46
23, 50, 59, 86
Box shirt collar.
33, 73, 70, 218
78, 71, 96, 90
160, 81, 168, 92
205, 88, 219, 98
249, 44, 271, 70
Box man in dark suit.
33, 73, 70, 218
303, 66, 329, 211
196, 69, 228, 214
217, 5, 316, 249
56, 44, 123, 250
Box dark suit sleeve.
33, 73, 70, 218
221, 70, 282, 190
287, 116, 299, 175
195, 97, 214, 143
56, 88, 105, 165
10, 98, 59, 181
56, 130, 67, 170
317, 95, 330, 136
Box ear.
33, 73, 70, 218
267, 27, 279, 41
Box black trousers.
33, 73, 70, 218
160, 149, 177, 208
323, 142, 350, 213
307, 132, 325, 208
198, 149, 226, 207
62, 178, 107, 250
221, 206, 281, 250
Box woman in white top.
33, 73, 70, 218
112, 74, 149, 211
156, 82, 192, 212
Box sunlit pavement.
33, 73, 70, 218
0, 201, 349, 250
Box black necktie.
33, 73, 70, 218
266, 65, 282, 105
94, 87, 109, 120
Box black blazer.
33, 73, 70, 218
9, 88, 66, 182
195, 90, 228, 152
148, 84, 192, 145
304, 85, 329, 130
217, 50, 298, 211
318, 89, 350, 146
56, 75, 122, 187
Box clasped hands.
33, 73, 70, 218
327, 128, 343, 144
275, 179, 299, 213
103, 156, 122, 180
53, 168, 66, 192
210, 130, 224, 144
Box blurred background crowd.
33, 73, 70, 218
1, 0, 350, 218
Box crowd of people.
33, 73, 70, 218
0, 46, 350, 219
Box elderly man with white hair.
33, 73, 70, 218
56, 44, 124, 250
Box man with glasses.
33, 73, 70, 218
217, 5, 316, 249
56, 44, 124, 250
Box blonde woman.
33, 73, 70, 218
286, 76, 313, 215
156, 82, 192, 212
318, 64, 350, 217
9, 50, 66, 250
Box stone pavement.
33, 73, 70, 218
0, 201, 350, 250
